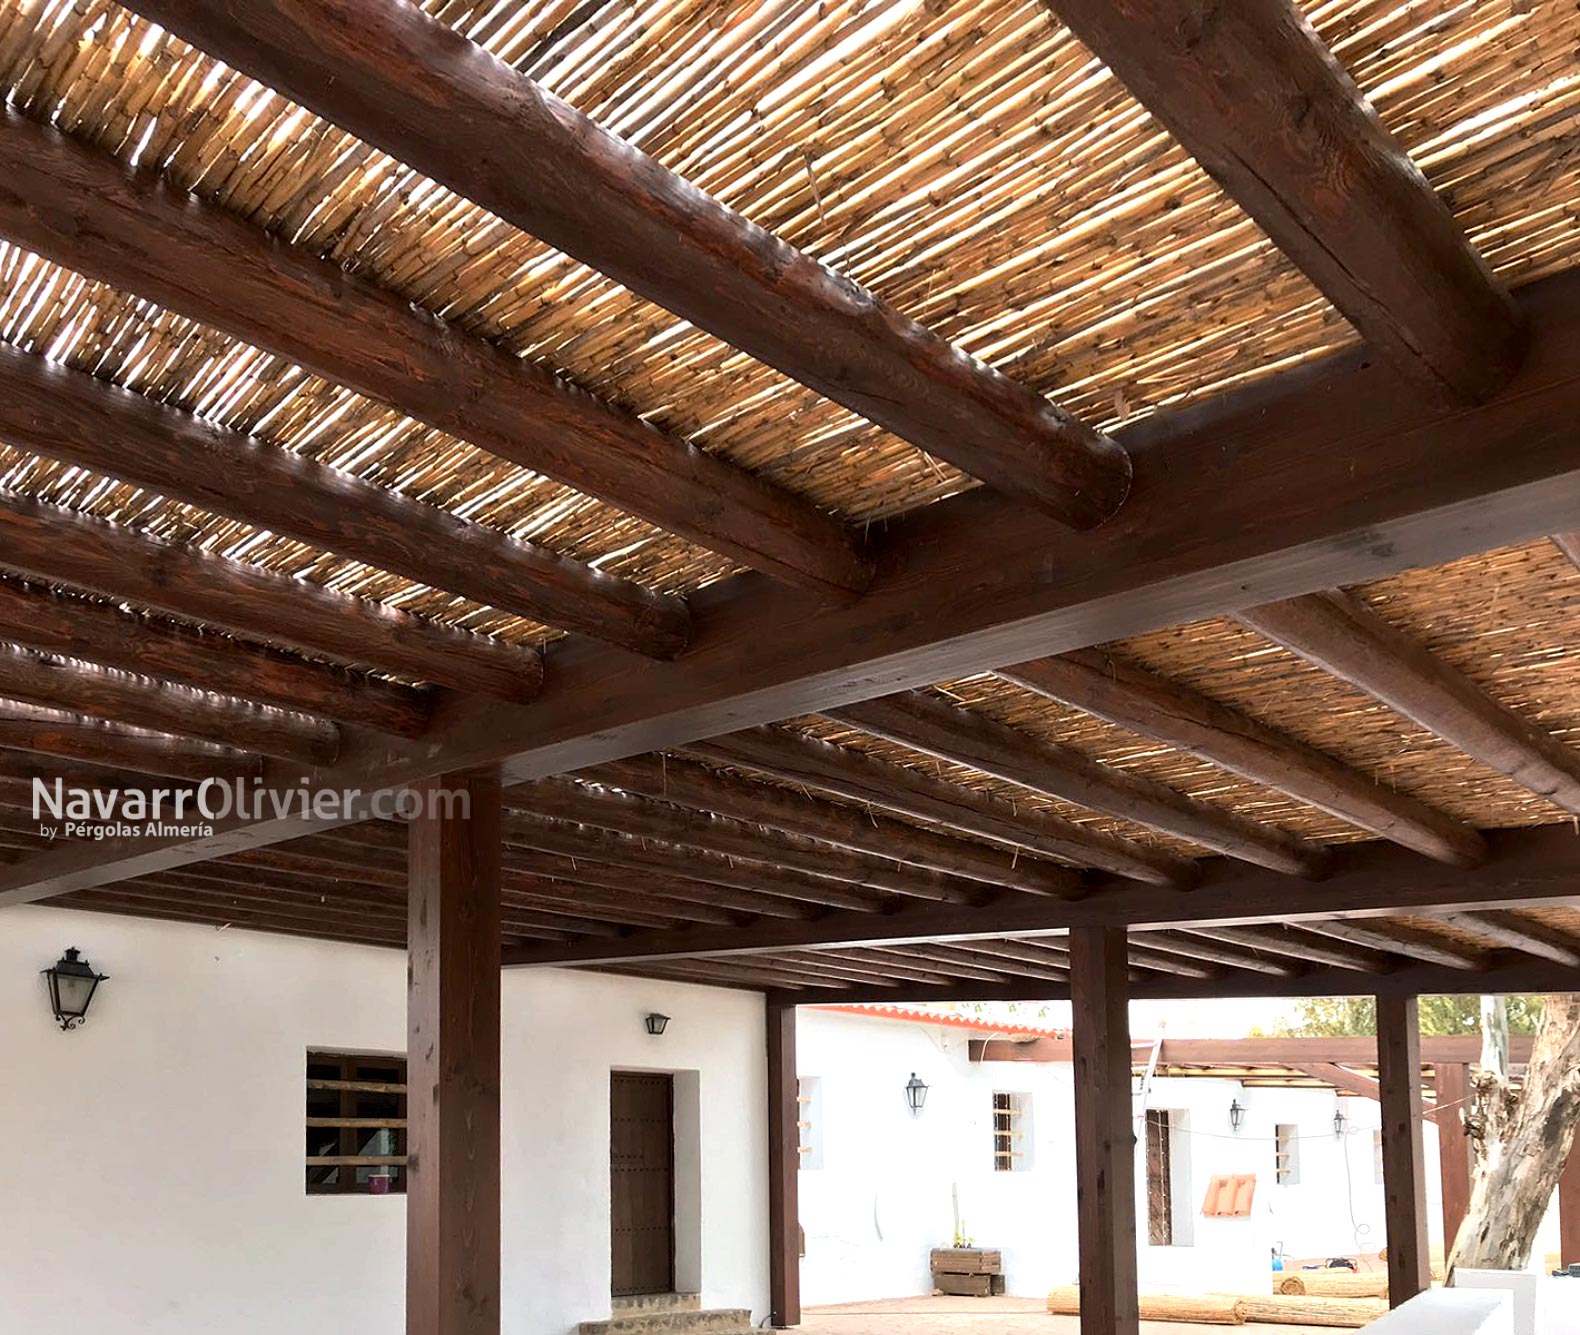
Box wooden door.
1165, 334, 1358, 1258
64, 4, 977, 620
610, 1072, 676, 1297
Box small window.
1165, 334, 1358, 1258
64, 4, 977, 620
1373, 1130, 1385, 1185
992, 1092, 1033, 1172
1145, 1109, 1174, 1244
306, 1050, 408, 1195
798, 1076, 824, 1171
1274, 1124, 1300, 1185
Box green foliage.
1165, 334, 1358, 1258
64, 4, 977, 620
1273, 995, 1542, 1037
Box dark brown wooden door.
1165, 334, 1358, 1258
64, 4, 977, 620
610, 1072, 675, 1297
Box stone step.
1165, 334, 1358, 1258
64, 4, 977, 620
613, 1294, 701, 1316
577, 1306, 753, 1335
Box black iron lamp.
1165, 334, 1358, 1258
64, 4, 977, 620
1333, 1108, 1348, 1139
1229, 1098, 1246, 1133
904, 1072, 929, 1116
644, 1012, 670, 1036
42, 947, 108, 1031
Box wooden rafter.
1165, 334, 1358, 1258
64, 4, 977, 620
0, 107, 872, 601
1045, 0, 1523, 400
1238, 589, 1580, 817
830, 691, 1329, 876
0, 701, 259, 782
1000, 648, 1486, 865
0, 490, 541, 700
0, 339, 689, 658
119, 0, 1134, 530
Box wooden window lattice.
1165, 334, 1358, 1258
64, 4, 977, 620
305, 1049, 408, 1195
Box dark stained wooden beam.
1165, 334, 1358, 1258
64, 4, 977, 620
1157, 1036, 1534, 1067
910, 942, 1070, 983
9, 267, 1580, 904
831, 692, 1327, 876
1238, 589, 1580, 817
1376, 995, 1431, 1306
502, 812, 889, 912
0, 490, 541, 700
502, 850, 815, 922
0, 341, 687, 658
1069, 927, 1140, 1335
1184, 923, 1389, 973
122, 0, 1131, 530
1135, 930, 1301, 977
1435, 1062, 1473, 1256
1434, 910, 1580, 968
406, 768, 502, 1335
1297, 918, 1489, 971
0, 700, 260, 782
0, 107, 870, 601
0, 644, 338, 766
1124, 943, 1218, 979
767, 1001, 801, 1328
500, 823, 1580, 968
0, 577, 431, 737
580, 754, 1076, 896
1001, 649, 1485, 865
1044, 0, 1522, 401
509, 776, 993, 903
696, 729, 1189, 888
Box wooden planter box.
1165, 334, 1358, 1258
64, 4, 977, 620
931, 1248, 1004, 1297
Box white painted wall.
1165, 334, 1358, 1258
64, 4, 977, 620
0, 904, 768, 1335
797, 1009, 1569, 1307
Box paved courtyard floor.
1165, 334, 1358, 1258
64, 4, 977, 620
801, 1295, 1335, 1334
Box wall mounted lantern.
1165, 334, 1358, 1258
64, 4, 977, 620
904, 1072, 929, 1116
1333, 1108, 1348, 1139
644, 1012, 670, 1036
42, 947, 108, 1031
1228, 1098, 1246, 1133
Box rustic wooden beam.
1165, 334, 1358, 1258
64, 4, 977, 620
1560, 1140, 1580, 1269
696, 730, 1189, 888
0, 577, 431, 738
1287, 1062, 1442, 1122
832, 692, 1327, 876
1069, 927, 1140, 1335
1044, 0, 1522, 401
1001, 649, 1485, 865
0, 108, 870, 600
9, 267, 1580, 904
1184, 924, 1390, 973
407, 768, 502, 1335
579, 754, 1076, 896
1435, 1063, 1473, 1257
502, 812, 889, 912
0, 341, 687, 658
768, 1000, 802, 1328
123, 0, 1131, 530
1136, 930, 1301, 977
509, 777, 994, 903
1434, 910, 1580, 967
0, 490, 540, 700
0, 700, 260, 782
1238, 590, 1580, 816
1376, 995, 1431, 1306
0, 644, 338, 766
910, 942, 1070, 983
1160, 1037, 1534, 1067
1125, 943, 1218, 980
499, 823, 1580, 968
1297, 918, 1490, 971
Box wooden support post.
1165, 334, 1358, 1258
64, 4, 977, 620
1435, 1063, 1472, 1258
1378, 996, 1431, 1305
407, 770, 503, 1335
767, 1000, 801, 1327
1561, 1140, 1580, 1268
1070, 927, 1139, 1335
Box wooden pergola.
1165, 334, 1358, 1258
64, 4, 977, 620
0, 0, 1577, 1331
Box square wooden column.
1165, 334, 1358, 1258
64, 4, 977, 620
407, 770, 503, 1335
1434, 1063, 1472, 1257
767, 1000, 801, 1327
1561, 1138, 1580, 1268
1377, 995, 1430, 1305
1070, 927, 1139, 1335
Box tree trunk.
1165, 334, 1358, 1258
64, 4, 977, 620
1450, 995, 1580, 1274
